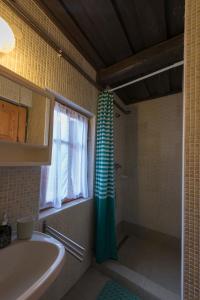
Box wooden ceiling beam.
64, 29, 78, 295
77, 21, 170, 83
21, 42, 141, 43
98, 34, 184, 86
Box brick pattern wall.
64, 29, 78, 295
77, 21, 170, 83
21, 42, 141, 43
184, 0, 200, 299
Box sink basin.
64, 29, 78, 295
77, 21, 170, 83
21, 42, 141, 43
0, 231, 65, 300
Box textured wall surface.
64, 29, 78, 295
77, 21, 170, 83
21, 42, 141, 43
0, 1, 98, 114
0, 167, 40, 226
0, 1, 97, 298
123, 93, 183, 238
184, 0, 200, 298
114, 105, 126, 225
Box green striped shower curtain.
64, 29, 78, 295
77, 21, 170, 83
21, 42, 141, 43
95, 91, 118, 263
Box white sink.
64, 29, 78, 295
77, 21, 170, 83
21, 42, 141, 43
0, 231, 66, 300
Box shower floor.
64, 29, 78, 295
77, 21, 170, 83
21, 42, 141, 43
118, 235, 181, 295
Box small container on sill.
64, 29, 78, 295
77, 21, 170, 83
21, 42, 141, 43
17, 216, 34, 240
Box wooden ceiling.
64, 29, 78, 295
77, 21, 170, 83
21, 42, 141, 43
36, 0, 184, 105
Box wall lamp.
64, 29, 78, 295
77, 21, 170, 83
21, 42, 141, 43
0, 16, 15, 53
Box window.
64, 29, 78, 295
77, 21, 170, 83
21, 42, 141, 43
40, 101, 89, 209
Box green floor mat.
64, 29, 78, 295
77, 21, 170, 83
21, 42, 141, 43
97, 280, 141, 300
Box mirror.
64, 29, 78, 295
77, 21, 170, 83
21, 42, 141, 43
0, 75, 51, 147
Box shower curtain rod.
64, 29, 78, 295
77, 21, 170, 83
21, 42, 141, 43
109, 60, 184, 92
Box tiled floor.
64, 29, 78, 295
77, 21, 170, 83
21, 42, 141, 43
118, 235, 181, 295
62, 236, 181, 300
62, 268, 110, 300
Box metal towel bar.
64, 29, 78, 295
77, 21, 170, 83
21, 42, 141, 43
43, 221, 85, 262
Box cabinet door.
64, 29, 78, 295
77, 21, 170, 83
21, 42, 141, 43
20, 87, 32, 107
0, 100, 18, 142
27, 94, 50, 146
0, 76, 20, 104
18, 106, 27, 143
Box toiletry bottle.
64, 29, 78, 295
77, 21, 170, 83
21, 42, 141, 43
0, 213, 12, 248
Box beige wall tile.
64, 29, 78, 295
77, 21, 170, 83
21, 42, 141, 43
183, 0, 200, 298
123, 93, 183, 238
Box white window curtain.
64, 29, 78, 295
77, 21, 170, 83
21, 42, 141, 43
40, 102, 89, 209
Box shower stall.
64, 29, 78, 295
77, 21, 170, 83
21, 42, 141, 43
109, 93, 183, 300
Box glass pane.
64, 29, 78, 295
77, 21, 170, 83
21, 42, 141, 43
40, 101, 89, 208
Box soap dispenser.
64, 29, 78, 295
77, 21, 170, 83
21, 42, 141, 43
0, 213, 12, 249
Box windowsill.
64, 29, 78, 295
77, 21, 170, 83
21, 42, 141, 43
39, 197, 93, 220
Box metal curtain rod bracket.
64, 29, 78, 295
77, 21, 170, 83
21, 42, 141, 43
109, 60, 184, 92
43, 221, 85, 262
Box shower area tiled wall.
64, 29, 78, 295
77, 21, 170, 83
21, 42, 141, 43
114, 105, 126, 226
113, 93, 183, 299
114, 93, 182, 238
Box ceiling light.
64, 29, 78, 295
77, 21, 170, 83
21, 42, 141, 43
0, 17, 15, 53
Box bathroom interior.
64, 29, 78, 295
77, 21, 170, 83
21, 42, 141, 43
0, 0, 199, 300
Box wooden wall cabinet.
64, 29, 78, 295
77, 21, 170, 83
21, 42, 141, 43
0, 100, 19, 142
0, 100, 27, 143
0, 66, 54, 166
